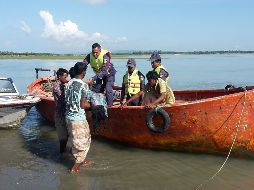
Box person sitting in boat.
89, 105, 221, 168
149, 52, 170, 82
52, 68, 69, 154
122, 71, 175, 109
65, 62, 92, 173
120, 58, 145, 106
83, 43, 116, 107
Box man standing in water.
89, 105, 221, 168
65, 62, 91, 173
52, 68, 69, 153
83, 43, 116, 106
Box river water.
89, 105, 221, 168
1, 54, 254, 190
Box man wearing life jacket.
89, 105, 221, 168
149, 52, 169, 82
122, 71, 175, 109
120, 58, 145, 106
83, 43, 116, 107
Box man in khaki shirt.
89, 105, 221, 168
122, 71, 175, 108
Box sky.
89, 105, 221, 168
0, 0, 254, 53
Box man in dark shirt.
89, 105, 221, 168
83, 43, 116, 106
52, 68, 69, 153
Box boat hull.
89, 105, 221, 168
28, 77, 254, 157
0, 96, 41, 129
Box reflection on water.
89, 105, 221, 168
19, 108, 59, 161
1, 55, 254, 189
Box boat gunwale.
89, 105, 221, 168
27, 77, 252, 109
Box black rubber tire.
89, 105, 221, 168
146, 108, 170, 133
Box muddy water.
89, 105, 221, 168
1, 55, 254, 190
1, 109, 254, 190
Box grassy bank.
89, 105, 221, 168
1, 51, 254, 60
0, 54, 85, 60
0, 54, 148, 60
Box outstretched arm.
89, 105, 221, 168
83, 54, 90, 67
122, 91, 144, 106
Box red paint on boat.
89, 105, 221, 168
27, 77, 254, 157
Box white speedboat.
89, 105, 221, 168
0, 77, 40, 128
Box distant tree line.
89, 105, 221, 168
0, 51, 53, 56
0, 51, 84, 56
1, 50, 254, 57
124, 50, 254, 55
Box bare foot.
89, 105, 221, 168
82, 160, 95, 167
70, 163, 82, 173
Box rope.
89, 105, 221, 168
195, 90, 247, 190
212, 94, 243, 136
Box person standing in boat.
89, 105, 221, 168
83, 43, 116, 107
65, 62, 91, 173
52, 68, 69, 154
122, 71, 175, 109
149, 52, 170, 82
120, 58, 145, 106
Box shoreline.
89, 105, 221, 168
1, 52, 254, 60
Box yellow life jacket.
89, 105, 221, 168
123, 69, 141, 96
154, 65, 169, 82
90, 49, 109, 73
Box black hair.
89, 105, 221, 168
153, 59, 161, 63
56, 68, 68, 78
69, 67, 75, 79
74, 62, 87, 75
146, 71, 159, 80
92, 43, 101, 49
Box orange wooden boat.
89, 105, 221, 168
27, 77, 254, 157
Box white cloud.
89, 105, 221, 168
39, 10, 127, 50
91, 32, 110, 42
79, 0, 107, 5
39, 10, 88, 42
20, 21, 31, 33
115, 36, 128, 43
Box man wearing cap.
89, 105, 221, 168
149, 52, 169, 82
122, 71, 175, 109
83, 43, 116, 106
120, 58, 145, 106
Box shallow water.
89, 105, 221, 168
1, 54, 254, 190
